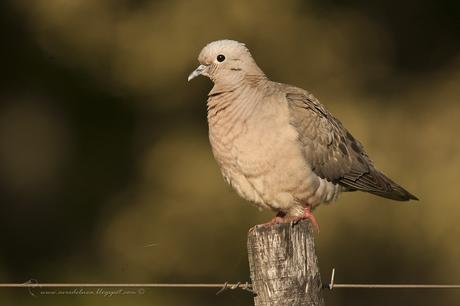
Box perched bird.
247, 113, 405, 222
188, 40, 417, 228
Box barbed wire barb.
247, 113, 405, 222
324, 268, 460, 289
0, 275, 459, 291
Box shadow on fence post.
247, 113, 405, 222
247, 220, 324, 306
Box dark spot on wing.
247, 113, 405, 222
346, 131, 355, 142
339, 143, 348, 156
351, 141, 360, 153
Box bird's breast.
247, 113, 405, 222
207, 93, 327, 210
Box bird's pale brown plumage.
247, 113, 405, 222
188, 39, 418, 225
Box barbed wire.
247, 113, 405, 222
323, 268, 460, 290
1, 269, 459, 295
0, 279, 254, 295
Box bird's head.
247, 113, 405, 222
188, 40, 265, 85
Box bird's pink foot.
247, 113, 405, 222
285, 206, 320, 232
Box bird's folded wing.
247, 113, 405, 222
285, 91, 369, 180
285, 90, 411, 199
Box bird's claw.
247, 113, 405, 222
284, 207, 320, 233
258, 208, 319, 233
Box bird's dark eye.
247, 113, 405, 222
217, 54, 225, 62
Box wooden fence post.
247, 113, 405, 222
247, 220, 324, 306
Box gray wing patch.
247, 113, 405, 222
286, 91, 418, 201
286, 92, 369, 183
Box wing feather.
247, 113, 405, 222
285, 90, 417, 201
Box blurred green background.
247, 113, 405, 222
0, 0, 459, 305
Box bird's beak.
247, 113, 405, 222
188, 64, 208, 82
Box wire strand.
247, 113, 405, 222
1, 269, 459, 292
323, 268, 460, 290
0, 282, 459, 289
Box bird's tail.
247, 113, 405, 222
368, 169, 419, 201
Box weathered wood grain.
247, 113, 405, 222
247, 220, 324, 306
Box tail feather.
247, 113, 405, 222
372, 170, 418, 201
341, 168, 418, 201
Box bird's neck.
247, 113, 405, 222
207, 78, 266, 129
209, 73, 267, 96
